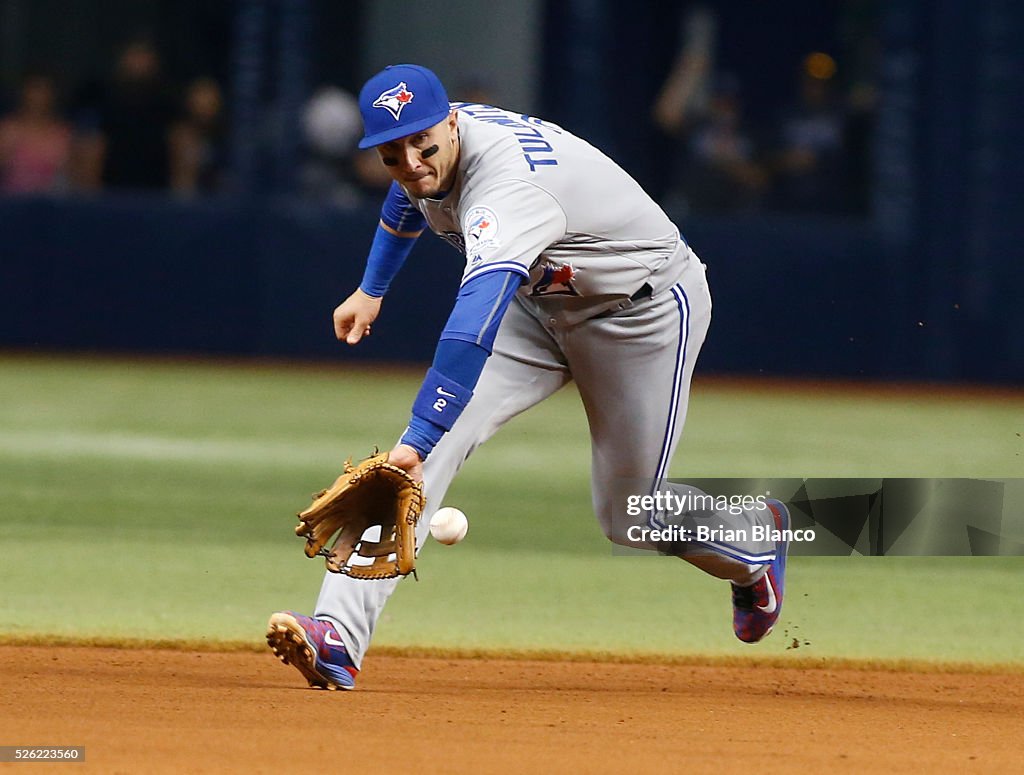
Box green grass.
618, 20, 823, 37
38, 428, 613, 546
1, 354, 1022, 664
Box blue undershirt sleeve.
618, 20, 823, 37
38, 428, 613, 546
439, 269, 523, 355
359, 182, 426, 297
380, 180, 427, 233
399, 269, 523, 460
359, 225, 417, 297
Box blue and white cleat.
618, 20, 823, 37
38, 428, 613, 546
266, 611, 359, 690
731, 499, 790, 643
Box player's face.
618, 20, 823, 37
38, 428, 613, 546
376, 112, 460, 198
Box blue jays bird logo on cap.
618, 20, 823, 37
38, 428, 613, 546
358, 64, 450, 149
373, 82, 415, 120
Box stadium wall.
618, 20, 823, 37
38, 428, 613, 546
6, 195, 1019, 383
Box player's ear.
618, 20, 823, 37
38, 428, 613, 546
447, 110, 458, 138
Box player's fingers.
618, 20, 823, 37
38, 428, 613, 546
334, 319, 351, 342
346, 321, 371, 345
332, 307, 352, 341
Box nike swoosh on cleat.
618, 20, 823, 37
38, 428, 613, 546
323, 631, 347, 648
756, 576, 778, 614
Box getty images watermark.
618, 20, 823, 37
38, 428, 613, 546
612, 478, 1024, 556
622, 490, 817, 547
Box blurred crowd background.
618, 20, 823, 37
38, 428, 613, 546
1, 0, 1021, 383
0, 1, 876, 215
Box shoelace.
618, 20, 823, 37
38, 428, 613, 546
731, 583, 756, 611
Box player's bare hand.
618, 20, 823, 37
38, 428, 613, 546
387, 443, 424, 483
333, 289, 382, 345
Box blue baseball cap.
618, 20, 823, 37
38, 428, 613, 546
357, 64, 451, 149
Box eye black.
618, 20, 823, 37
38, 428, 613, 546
381, 157, 398, 167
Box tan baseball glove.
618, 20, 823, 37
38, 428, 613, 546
295, 452, 424, 580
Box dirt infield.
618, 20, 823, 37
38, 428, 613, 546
2, 646, 1022, 774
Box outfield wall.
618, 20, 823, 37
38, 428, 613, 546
1, 195, 1019, 383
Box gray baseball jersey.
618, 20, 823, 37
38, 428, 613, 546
314, 103, 776, 665
409, 103, 685, 317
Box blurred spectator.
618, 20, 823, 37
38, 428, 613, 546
842, 81, 877, 215
299, 85, 363, 207
652, 4, 729, 211
65, 78, 105, 191
652, 4, 717, 137
0, 73, 73, 194
679, 76, 767, 214
75, 39, 178, 191
351, 148, 393, 199
169, 77, 226, 195
767, 54, 848, 213
299, 85, 394, 207
838, 2, 881, 215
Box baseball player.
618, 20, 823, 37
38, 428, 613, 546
268, 64, 791, 690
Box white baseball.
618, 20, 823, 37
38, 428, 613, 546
429, 507, 469, 545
